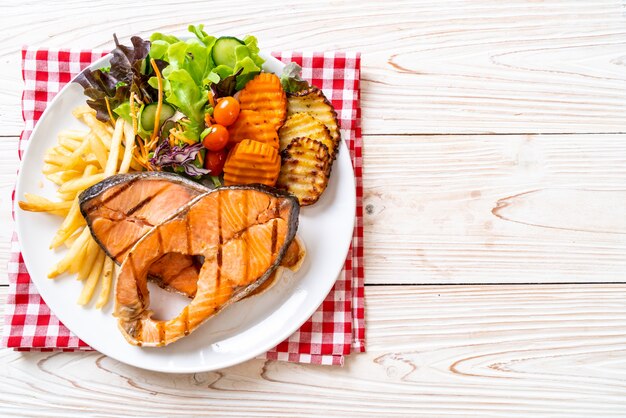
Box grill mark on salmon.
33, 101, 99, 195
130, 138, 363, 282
112, 184, 299, 346
125, 186, 166, 216
83, 176, 140, 214
185, 215, 192, 255
110, 236, 141, 261
271, 219, 278, 256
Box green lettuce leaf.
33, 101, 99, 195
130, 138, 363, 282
160, 69, 207, 139
280, 62, 310, 94
147, 26, 267, 140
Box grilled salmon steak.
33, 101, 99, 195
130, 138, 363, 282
79, 172, 304, 298
112, 184, 299, 346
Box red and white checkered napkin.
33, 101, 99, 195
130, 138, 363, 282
2, 48, 365, 366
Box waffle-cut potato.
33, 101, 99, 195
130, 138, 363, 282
278, 112, 334, 158
238, 73, 287, 130
276, 137, 330, 206
228, 110, 279, 148
286, 88, 340, 157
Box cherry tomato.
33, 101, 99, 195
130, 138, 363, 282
202, 124, 229, 151
213, 97, 240, 126
204, 149, 228, 176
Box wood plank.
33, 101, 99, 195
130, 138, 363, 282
2, 0, 626, 135
1, 284, 626, 416
364, 134, 626, 284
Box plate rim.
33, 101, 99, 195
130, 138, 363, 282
15, 48, 356, 373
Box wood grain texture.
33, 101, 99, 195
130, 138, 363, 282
2, 1, 626, 415
1, 285, 626, 417
364, 134, 626, 284
1, 0, 626, 135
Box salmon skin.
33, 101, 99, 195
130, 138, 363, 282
113, 184, 299, 346
79, 172, 303, 298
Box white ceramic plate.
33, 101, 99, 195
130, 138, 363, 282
15, 49, 355, 373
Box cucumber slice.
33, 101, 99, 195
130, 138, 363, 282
140, 102, 175, 132
212, 36, 247, 68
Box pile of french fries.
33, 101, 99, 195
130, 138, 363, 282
19, 106, 139, 308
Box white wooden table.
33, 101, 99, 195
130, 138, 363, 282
2, 1, 626, 416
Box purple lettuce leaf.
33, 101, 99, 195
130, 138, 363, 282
150, 140, 209, 176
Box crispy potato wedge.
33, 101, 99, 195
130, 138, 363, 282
276, 137, 330, 206
278, 112, 334, 157
228, 110, 279, 148
287, 87, 340, 158
238, 72, 287, 130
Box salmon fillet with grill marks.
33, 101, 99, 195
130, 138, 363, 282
79, 172, 304, 298
113, 185, 299, 346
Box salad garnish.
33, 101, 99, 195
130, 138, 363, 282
76, 25, 265, 180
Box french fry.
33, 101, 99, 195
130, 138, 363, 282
78, 238, 100, 281
68, 228, 93, 274
48, 209, 69, 217
64, 230, 81, 248
58, 173, 105, 195
104, 118, 124, 176
48, 227, 90, 278
52, 165, 98, 200
58, 129, 89, 141
19, 193, 73, 213
42, 163, 62, 175
57, 136, 82, 151
72, 105, 94, 119
77, 249, 105, 305
46, 170, 82, 186
95, 257, 114, 309
118, 122, 135, 174
45, 151, 90, 172
88, 133, 108, 169
57, 191, 78, 202
49, 197, 85, 249
83, 164, 98, 176
82, 112, 113, 148
54, 146, 73, 157
43, 153, 73, 167
63, 139, 91, 171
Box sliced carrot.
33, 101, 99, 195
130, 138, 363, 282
237, 73, 286, 130
227, 110, 279, 148
223, 139, 281, 187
